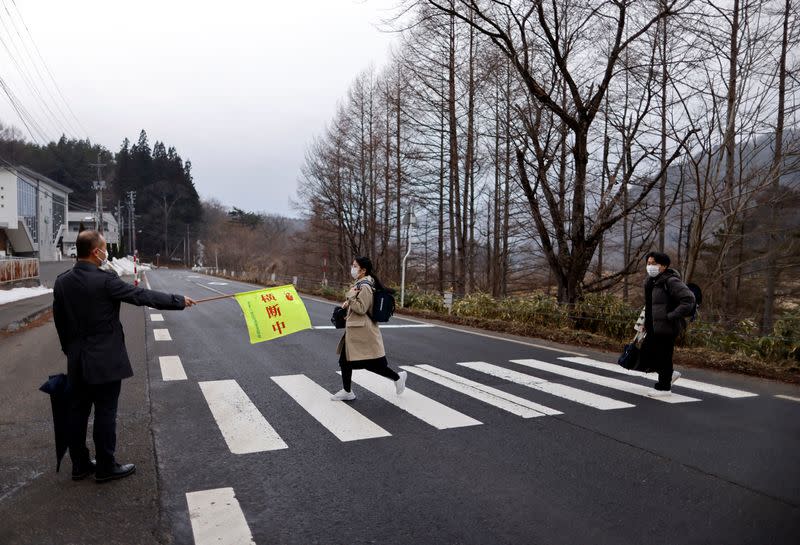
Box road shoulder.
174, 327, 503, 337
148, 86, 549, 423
0, 304, 163, 545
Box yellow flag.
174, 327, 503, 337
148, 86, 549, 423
234, 285, 312, 344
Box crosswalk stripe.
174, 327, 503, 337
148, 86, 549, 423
199, 380, 288, 453
186, 487, 255, 545
509, 359, 700, 403
457, 362, 635, 410
558, 356, 758, 398
401, 365, 560, 417
159, 355, 187, 381
154, 328, 172, 341
775, 394, 800, 403
344, 370, 482, 429
271, 374, 391, 441
149, 313, 164, 322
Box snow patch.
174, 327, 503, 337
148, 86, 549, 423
109, 257, 152, 276
0, 286, 53, 305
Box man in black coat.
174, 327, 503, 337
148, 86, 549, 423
641, 251, 696, 393
53, 230, 196, 482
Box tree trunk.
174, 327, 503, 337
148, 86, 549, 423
448, 12, 463, 293
396, 78, 403, 278
762, 0, 790, 334
438, 72, 446, 294
501, 62, 511, 296
658, 0, 669, 251
720, 0, 740, 319
383, 83, 392, 272
492, 83, 501, 296
464, 20, 476, 293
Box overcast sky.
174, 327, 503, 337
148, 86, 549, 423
0, 0, 400, 217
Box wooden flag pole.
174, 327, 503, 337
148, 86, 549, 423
195, 293, 237, 303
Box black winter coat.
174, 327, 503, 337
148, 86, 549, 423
53, 262, 186, 384
644, 268, 696, 337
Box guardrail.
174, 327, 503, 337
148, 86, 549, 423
0, 257, 40, 284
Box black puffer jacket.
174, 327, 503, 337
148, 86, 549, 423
644, 268, 696, 337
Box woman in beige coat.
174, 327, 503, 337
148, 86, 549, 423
331, 256, 407, 401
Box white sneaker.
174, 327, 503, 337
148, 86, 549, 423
330, 389, 356, 401
395, 371, 407, 395
671, 371, 682, 385
647, 389, 672, 398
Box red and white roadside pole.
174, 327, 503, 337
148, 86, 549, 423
133, 250, 139, 287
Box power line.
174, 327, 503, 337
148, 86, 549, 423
0, 74, 48, 143
0, 0, 77, 138
0, 25, 64, 141
0, 2, 74, 138
6, 0, 87, 138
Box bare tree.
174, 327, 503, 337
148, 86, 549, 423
424, 0, 696, 302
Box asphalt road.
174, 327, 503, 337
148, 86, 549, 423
142, 269, 800, 545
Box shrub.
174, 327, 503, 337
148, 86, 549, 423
403, 289, 447, 313
317, 284, 340, 299
376, 286, 799, 365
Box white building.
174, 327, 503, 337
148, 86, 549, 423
63, 210, 120, 257
0, 166, 71, 261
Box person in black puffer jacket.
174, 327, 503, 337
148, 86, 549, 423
641, 251, 696, 393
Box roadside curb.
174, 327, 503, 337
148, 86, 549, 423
0, 295, 53, 333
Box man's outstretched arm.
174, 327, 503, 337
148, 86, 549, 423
105, 274, 196, 310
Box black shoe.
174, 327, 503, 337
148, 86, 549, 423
95, 463, 136, 483
71, 459, 97, 481
653, 382, 671, 391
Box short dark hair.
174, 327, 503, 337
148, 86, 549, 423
76, 230, 103, 258
646, 251, 671, 267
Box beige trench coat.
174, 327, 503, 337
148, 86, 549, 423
335, 276, 386, 361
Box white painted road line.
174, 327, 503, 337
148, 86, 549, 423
199, 380, 288, 454
312, 324, 436, 330
154, 328, 172, 341
402, 365, 560, 418
150, 313, 164, 322
297, 293, 585, 355
186, 487, 255, 545
194, 282, 229, 295
775, 394, 800, 403
345, 370, 483, 430
271, 374, 391, 441
159, 356, 187, 381
559, 357, 758, 399
509, 359, 700, 404
458, 361, 635, 411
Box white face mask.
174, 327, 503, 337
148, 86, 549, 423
96, 248, 109, 268
350, 266, 360, 280
646, 264, 661, 278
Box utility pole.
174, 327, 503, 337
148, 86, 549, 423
90, 152, 107, 234
127, 190, 137, 254
186, 224, 190, 267
116, 200, 124, 254
400, 207, 417, 308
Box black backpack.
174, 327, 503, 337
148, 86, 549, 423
355, 279, 395, 323
687, 282, 702, 322
370, 288, 395, 323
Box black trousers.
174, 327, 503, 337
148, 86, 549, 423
68, 379, 121, 471
339, 350, 399, 392
641, 334, 675, 388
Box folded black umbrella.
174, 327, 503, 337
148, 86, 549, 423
39, 373, 70, 472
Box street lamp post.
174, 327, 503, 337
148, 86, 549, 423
400, 207, 417, 308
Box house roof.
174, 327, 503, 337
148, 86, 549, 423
9, 165, 74, 195
67, 210, 118, 226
